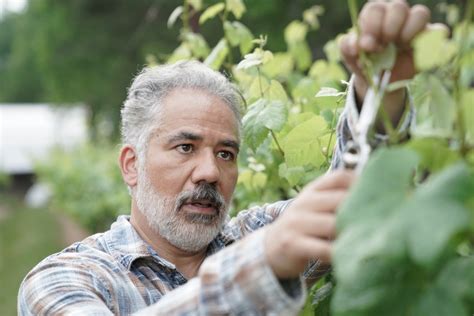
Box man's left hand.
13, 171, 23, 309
340, 0, 431, 127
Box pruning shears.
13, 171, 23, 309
343, 70, 392, 173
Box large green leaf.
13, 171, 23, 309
243, 98, 288, 151
411, 286, 468, 316
437, 256, 474, 303
281, 116, 333, 168
414, 28, 459, 71
333, 148, 474, 315
405, 198, 469, 267
336, 148, 419, 231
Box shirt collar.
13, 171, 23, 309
103, 215, 235, 271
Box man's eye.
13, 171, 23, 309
217, 151, 235, 161
176, 144, 193, 154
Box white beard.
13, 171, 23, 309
134, 168, 228, 253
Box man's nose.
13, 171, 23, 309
191, 150, 220, 184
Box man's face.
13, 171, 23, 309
134, 88, 240, 252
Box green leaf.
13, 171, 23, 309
243, 99, 288, 151
223, 21, 254, 55
289, 41, 312, 71
281, 116, 333, 168
261, 53, 294, 78
405, 138, 461, 172
226, 0, 246, 19
168, 43, 192, 64
333, 149, 474, 316
303, 5, 324, 30
411, 286, 468, 316
405, 197, 469, 267
284, 21, 308, 44
237, 49, 273, 70
167, 6, 183, 29
183, 32, 210, 58
410, 74, 456, 137
268, 80, 288, 103
337, 148, 419, 231
415, 163, 474, 204
278, 163, 305, 187
204, 39, 228, 70
247, 75, 270, 103
323, 35, 344, 63
309, 60, 347, 85
437, 256, 474, 302
199, 3, 225, 25
414, 28, 459, 71
291, 77, 320, 108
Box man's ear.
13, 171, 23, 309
119, 145, 139, 187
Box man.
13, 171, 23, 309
18, 1, 431, 315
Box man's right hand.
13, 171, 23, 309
264, 170, 356, 279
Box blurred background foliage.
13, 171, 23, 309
0, 0, 458, 137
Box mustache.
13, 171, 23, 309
175, 182, 225, 212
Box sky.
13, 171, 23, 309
0, 0, 27, 17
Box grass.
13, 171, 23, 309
0, 196, 62, 316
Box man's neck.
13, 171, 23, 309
130, 207, 207, 279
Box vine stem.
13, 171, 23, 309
324, 95, 345, 164
256, 67, 264, 97
271, 130, 285, 158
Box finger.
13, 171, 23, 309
340, 33, 365, 78
359, 2, 386, 51
308, 169, 356, 191
382, 0, 409, 43
296, 237, 332, 264
304, 212, 337, 240
304, 190, 348, 214
400, 4, 431, 44
285, 210, 337, 239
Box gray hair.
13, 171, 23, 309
120, 60, 243, 158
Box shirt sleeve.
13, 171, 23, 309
330, 76, 414, 170
18, 229, 305, 316
135, 229, 306, 315
18, 256, 116, 315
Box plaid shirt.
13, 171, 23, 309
19, 202, 320, 315
18, 82, 413, 315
